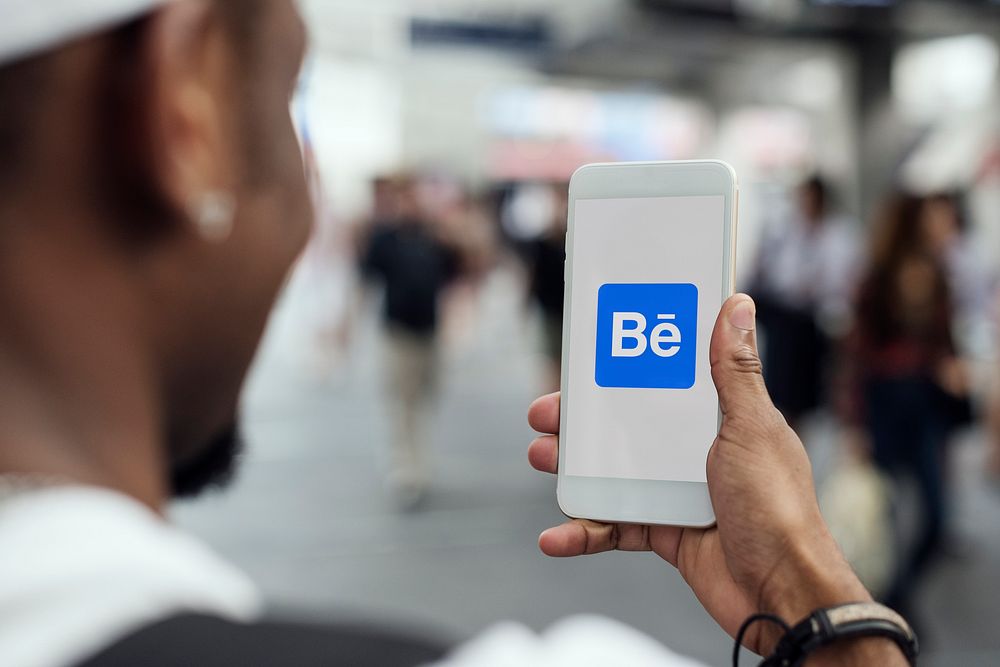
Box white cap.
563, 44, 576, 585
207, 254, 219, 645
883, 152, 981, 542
0, 0, 167, 66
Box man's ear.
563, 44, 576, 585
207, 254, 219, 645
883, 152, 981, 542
142, 0, 237, 233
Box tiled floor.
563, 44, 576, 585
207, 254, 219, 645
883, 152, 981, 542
173, 267, 1000, 666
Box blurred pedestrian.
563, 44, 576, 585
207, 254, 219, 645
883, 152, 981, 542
846, 194, 968, 614
750, 175, 861, 431
360, 176, 461, 508
525, 183, 568, 392
989, 286, 1000, 484
434, 186, 499, 347
990, 376, 1000, 483
913, 192, 985, 555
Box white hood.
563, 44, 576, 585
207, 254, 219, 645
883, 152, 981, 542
0, 0, 166, 65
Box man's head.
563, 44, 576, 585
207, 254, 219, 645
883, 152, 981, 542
798, 175, 828, 225
0, 0, 312, 499
393, 175, 423, 223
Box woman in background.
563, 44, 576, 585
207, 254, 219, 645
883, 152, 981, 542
848, 194, 967, 614
989, 286, 1000, 483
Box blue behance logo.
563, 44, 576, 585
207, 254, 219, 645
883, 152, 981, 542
595, 283, 699, 389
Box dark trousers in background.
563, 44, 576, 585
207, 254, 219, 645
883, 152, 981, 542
864, 375, 947, 610
754, 295, 828, 426
383, 326, 438, 491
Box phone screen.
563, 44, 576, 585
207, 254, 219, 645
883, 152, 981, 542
564, 195, 726, 483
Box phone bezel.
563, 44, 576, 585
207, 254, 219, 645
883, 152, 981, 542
557, 160, 738, 527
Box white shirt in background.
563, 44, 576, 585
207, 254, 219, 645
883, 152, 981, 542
756, 212, 862, 333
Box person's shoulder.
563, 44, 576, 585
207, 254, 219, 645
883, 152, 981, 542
77, 613, 449, 667
436, 615, 707, 667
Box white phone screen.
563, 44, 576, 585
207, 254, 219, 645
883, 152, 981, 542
564, 195, 726, 483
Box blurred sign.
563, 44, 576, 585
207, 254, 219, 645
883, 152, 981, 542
482, 85, 709, 179
410, 17, 552, 53
716, 106, 813, 171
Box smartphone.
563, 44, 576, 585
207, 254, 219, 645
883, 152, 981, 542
557, 160, 738, 527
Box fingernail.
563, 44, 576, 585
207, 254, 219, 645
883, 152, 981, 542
729, 297, 755, 332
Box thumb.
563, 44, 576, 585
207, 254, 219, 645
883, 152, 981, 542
709, 294, 771, 416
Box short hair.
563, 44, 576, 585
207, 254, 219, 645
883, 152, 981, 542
0, 53, 51, 187
801, 174, 828, 211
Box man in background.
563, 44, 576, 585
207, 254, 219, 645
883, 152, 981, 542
360, 175, 460, 507
750, 175, 861, 431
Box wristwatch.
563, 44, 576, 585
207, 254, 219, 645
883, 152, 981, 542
762, 602, 918, 666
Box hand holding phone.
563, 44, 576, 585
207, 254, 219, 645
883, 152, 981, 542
529, 296, 874, 657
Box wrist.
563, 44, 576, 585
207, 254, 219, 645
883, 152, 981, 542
766, 602, 917, 667
756, 527, 871, 653
767, 532, 871, 618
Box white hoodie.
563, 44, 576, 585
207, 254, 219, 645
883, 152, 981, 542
0, 486, 705, 667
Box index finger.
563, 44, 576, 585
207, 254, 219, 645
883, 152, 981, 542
528, 392, 560, 434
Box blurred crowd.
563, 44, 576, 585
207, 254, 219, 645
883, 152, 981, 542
306, 167, 1000, 626
748, 179, 999, 624
344, 174, 568, 507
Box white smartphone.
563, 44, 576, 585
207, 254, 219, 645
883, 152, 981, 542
557, 160, 738, 527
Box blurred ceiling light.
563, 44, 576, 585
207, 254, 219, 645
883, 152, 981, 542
810, 0, 896, 6
780, 57, 843, 109
900, 109, 997, 193
893, 34, 999, 122
733, 0, 801, 23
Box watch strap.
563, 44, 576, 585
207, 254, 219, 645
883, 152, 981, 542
762, 602, 918, 667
